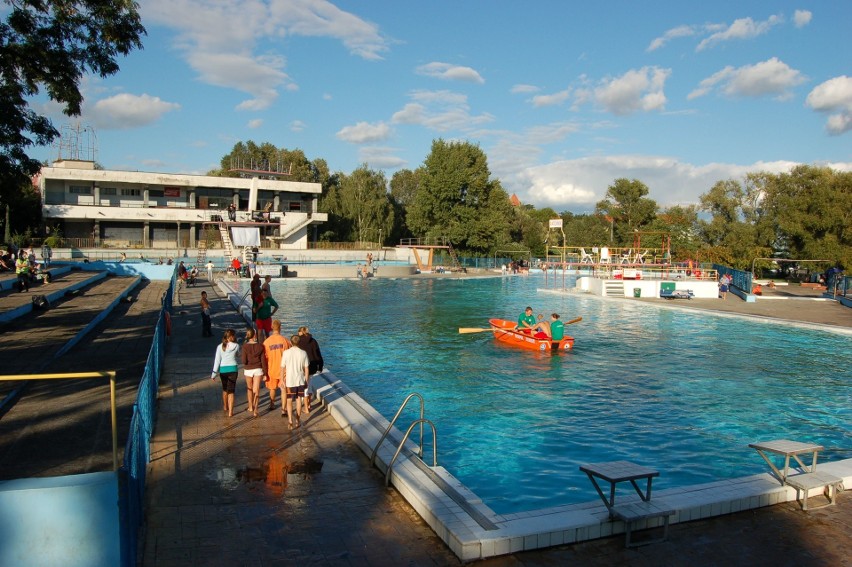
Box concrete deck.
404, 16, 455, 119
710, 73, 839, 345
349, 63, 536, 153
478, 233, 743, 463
142, 277, 852, 565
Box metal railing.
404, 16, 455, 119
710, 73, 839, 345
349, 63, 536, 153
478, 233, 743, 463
0, 371, 119, 469
120, 278, 173, 566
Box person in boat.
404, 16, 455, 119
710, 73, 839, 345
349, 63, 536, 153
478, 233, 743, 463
536, 313, 564, 340
515, 306, 537, 333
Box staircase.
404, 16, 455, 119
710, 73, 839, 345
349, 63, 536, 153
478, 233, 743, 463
447, 241, 463, 271
196, 239, 207, 266
218, 224, 234, 263
604, 280, 625, 297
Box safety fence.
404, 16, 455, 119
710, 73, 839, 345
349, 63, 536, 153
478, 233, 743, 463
714, 264, 752, 297
119, 273, 174, 566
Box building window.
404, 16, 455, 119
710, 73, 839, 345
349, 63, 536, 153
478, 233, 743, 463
69, 185, 91, 195
149, 189, 164, 198
121, 188, 141, 196
101, 187, 117, 195
288, 201, 302, 211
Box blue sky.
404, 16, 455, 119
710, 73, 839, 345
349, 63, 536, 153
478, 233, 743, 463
32, 0, 851, 213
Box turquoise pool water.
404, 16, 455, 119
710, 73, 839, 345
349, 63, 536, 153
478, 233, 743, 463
254, 276, 852, 514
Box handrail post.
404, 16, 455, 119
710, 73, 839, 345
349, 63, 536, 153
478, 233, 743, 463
369, 392, 424, 467
385, 418, 438, 487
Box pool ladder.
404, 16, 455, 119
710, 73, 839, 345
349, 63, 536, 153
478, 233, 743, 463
369, 392, 438, 486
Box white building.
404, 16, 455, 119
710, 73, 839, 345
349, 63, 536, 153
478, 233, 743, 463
37, 160, 327, 249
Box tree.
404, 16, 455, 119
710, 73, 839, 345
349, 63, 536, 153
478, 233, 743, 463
407, 139, 512, 253
0, 1, 145, 194
334, 165, 393, 244
388, 168, 423, 244
594, 178, 658, 245
761, 165, 852, 269
216, 141, 324, 183
697, 179, 771, 269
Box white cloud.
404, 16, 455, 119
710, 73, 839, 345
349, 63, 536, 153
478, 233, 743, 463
505, 155, 823, 211
141, 0, 389, 108
793, 10, 812, 28
689, 57, 806, 100
87, 93, 180, 129
647, 24, 696, 52
531, 89, 572, 108
391, 90, 494, 132
248, 118, 263, 128
336, 121, 391, 143
359, 146, 407, 169
592, 67, 670, 115
415, 62, 485, 84
806, 76, 852, 135
697, 15, 782, 51
290, 120, 306, 132
511, 84, 540, 94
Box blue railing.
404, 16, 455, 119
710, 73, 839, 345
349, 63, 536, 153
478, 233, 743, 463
118, 276, 174, 566
714, 264, 752, 296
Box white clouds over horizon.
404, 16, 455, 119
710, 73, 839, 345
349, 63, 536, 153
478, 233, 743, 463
505, 155, 852, 211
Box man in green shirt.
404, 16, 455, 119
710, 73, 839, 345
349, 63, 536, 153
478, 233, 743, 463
516, 306, 536, 332
254, 289, 279, 342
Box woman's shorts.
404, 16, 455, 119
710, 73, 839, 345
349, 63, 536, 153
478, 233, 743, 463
285, 385, 305, 400
244, 368, 264, 378
720, 284, 729, 292
220, 372, 238, 393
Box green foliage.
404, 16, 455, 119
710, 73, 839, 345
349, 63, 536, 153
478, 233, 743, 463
407, 139, 512, 253
332, 165, 393, 244
595, 178, 659, 245
0, 1, 145, 194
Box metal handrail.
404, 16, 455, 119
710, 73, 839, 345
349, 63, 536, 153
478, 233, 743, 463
385, 418, 438, 487
370, 392, 425, 466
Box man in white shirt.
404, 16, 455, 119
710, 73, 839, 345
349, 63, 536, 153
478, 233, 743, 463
280, 334, 309, 429
206, 260, 215, 282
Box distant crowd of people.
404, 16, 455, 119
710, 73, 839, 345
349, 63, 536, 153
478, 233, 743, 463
1, 243, 52, 292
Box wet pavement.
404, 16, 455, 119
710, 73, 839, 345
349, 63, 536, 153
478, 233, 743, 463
143, 280, 852, 566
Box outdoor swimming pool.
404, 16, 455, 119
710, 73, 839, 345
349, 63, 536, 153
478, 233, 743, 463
253, 276, 852, 514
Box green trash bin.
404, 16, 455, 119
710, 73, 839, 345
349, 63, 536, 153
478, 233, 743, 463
633, 288, 641, 298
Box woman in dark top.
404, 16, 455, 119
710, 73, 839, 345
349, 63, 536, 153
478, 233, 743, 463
240, 328, 268, 417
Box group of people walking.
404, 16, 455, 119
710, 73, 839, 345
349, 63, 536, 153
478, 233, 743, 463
206, 276, 324, 429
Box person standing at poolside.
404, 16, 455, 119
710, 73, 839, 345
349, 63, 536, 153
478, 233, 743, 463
281, 334, 310, 429
719, 274, 729, 300
241, 328, 267, 417
297, 326, 324, 412
263, 320, 291, 412
515, 306, 536, 332
255, 288, 278, 343
261, 274, 273, 297
211, 329, 240, 417
200, 291, 213, 337
206, 260, 215, 282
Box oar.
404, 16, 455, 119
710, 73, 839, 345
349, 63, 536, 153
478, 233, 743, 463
458, 316, 582, 334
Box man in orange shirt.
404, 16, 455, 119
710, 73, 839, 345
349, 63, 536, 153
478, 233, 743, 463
263, 319, 291, 411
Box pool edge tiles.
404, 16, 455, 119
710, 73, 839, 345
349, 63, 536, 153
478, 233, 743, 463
312, 370, 852, 561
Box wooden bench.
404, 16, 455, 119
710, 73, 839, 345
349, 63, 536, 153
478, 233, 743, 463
785, 471, 843, 511
610, 500, 676, 547
580, 460, 675, 547
750, 439, 843, 511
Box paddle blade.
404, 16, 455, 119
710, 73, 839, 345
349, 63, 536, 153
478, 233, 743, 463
565, 316, 583, 325
458, 327, 493, 334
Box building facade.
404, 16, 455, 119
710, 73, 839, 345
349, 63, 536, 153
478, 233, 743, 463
38, 160, 327, 249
